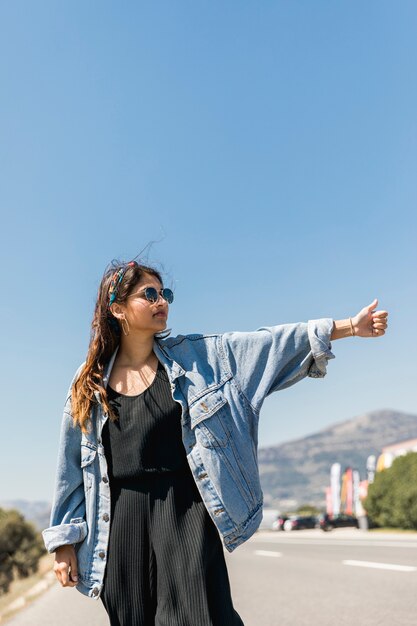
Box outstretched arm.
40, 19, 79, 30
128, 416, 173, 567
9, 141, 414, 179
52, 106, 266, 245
221, 318, 335, 412
331, 298, 388, 340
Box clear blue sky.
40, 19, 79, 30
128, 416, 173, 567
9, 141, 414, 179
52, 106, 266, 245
0, 1, 416, 501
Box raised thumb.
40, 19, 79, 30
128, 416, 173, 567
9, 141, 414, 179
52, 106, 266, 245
368, 298, 378, 311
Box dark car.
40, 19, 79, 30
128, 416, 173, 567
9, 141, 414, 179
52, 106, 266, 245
319, 513, 359, 531
283, 515, 318, 531
272, 515, 289, 531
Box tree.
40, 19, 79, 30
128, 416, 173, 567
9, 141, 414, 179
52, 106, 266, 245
296, 504, 322, 515
364, 452, 417, 530
0, 508, 46, 595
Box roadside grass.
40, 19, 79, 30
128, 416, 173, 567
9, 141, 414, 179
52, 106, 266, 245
0, 553, 54, 622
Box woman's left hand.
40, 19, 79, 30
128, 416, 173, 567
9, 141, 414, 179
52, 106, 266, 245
352, 299, 389, 337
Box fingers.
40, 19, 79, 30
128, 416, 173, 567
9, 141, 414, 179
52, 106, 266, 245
371, 311, 388, 337
69, 553, 78, 584
373, 320, 387, 328
60, 563, 70, 586
372, 313, 388, 326
54, 556, 78, 587
54, 565, 62, 586
54, 560, 69, 586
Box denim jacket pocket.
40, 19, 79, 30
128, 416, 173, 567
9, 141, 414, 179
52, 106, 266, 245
81, 443, 97, 491
189, 389, 230, 448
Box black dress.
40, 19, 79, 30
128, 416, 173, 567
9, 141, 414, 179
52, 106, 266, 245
100, 358, 245, 626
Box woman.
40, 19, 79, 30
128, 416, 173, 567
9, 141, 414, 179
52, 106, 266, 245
42, 259, 388, 626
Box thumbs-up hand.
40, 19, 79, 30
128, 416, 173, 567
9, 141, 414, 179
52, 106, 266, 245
351, 299, 389, 338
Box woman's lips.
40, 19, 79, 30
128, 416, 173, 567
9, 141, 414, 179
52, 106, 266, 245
154, 313, 167, 318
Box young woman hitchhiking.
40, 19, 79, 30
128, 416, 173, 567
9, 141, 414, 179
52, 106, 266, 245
42, 258, 388, 626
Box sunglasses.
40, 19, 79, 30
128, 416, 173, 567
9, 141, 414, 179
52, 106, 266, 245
128, 286, 174, 304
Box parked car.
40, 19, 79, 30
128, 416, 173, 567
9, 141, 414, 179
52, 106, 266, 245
283, 515, 318, 531
319, 513, 359, 531
271, 515, 289, 531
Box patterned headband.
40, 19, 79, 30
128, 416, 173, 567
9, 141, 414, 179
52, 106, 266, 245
108, 261, 136, 309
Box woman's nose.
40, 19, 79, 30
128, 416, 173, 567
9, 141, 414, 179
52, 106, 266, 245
154, 293, 169, 310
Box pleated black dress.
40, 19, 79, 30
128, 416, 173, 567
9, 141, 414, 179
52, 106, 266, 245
100, 358, 245, 626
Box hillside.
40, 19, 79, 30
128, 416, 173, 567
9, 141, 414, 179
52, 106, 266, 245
0, 499, 50, 532
259, 409, 417, 510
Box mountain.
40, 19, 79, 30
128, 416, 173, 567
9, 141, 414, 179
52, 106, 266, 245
0, 499, 51, 532
259, 409, 417, 510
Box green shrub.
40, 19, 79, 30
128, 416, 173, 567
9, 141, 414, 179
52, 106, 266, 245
364, 452, 417, 530
0, 508, 46, 595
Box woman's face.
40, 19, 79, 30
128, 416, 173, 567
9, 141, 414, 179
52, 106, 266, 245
116, 273, 169, 335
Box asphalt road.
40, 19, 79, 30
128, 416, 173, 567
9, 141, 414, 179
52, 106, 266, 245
230, 529, 417, 626
5, 529, 417, 625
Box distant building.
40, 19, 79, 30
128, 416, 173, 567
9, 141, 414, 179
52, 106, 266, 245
376, 437, 417, 471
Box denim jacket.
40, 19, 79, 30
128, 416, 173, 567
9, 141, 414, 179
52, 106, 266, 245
42, 318, 335, 599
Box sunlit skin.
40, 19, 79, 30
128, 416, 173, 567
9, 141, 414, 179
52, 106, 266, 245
53, 287, 388, 586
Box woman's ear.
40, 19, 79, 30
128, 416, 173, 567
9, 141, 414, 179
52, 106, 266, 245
109, 302, 125, 320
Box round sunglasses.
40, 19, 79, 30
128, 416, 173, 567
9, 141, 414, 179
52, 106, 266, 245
128, 286, 174, 304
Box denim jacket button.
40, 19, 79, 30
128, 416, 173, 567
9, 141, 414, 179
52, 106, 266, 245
102, 476, 109, 483
98, 551, 105, 559
92, 587, 100, 596
102, 513, 109, 522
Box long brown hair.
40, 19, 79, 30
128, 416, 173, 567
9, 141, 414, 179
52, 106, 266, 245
71, 259, 171, 433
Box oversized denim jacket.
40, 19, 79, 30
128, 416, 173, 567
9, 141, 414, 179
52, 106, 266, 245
42, 318, 335, 599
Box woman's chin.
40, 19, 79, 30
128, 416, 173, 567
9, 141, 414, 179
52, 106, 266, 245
154, 317, 168, 326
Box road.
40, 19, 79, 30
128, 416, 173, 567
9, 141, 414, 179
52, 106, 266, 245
229, 529, 417, 625
4, 529, 417, 625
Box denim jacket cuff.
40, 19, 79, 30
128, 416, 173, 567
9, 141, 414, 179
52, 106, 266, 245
42, 517, 88, 554
307, 318, 336, 378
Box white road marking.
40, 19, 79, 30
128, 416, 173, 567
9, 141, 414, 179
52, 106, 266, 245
254, 550, 282, 558
342, 560, 417, 572
252, 536, 417, 549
